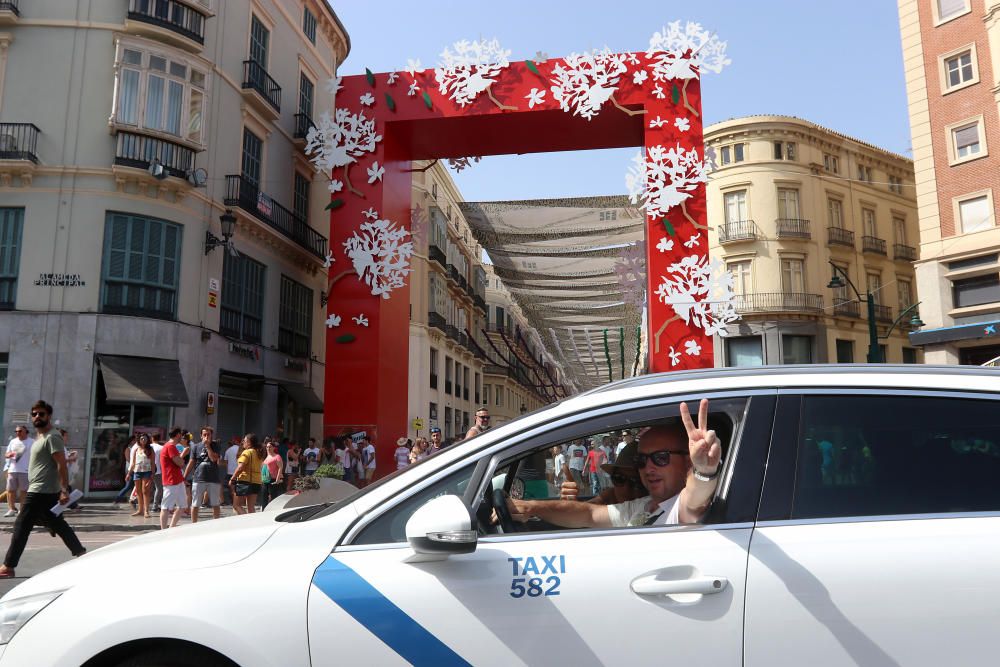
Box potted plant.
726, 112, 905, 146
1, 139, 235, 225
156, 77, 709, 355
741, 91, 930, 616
313, 463, 344, 489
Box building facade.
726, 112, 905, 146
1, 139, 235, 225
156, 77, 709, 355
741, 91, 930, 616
899, 0, 1000, 364
705, 116, 921, 366
0, 0, 348, 494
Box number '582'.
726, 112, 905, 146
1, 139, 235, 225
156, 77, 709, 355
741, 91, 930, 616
510, 576, 560, 598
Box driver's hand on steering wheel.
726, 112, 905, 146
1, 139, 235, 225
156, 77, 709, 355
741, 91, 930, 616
507, 497, 532, 523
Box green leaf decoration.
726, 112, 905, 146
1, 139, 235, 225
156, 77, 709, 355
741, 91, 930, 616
385, 93, 396, 111
365, 68, 375, 86
335, 334, 356, 344
325, 198, 344, 211
671, 83, 680, 105
525, 60, 540, 76
422, 91, 433, 109
663, 219, 676, 237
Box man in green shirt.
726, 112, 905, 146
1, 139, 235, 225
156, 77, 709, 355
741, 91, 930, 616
0, 400, 86, 579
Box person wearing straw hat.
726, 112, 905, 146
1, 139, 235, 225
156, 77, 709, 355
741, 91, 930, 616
559, 440, 646, 506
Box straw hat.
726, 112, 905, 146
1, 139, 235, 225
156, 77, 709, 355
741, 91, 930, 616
601, 442, 639, 475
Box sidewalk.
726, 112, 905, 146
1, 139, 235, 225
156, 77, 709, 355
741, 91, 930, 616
0, 502, 238, 533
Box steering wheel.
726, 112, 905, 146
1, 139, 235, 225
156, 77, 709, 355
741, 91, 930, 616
491, 488, 518, 534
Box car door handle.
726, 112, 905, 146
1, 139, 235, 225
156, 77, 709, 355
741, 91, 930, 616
630, 574, 728, 596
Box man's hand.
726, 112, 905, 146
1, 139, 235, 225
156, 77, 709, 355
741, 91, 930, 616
58, 489, 70, 505
681, 398, 721, 475
559, 479, 579, 501
507, 497, 533, 523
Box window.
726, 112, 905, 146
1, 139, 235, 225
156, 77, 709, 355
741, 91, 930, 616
902, 347, 918, 364
835, 339, 854, 363
791, 394, 1000, 520
221, 252, 265, 343
893, 216, 907, 244
828, 198, 844, 228
888, 176, 903, 194
0, 208, 24, 310
720, 145, 730, 165
302, 7, 317, 44
724, 190, 748, 223
856, 165, 873, 183
278, 275, 313, 357
952, 273, 1000, 307
299, 72, 314, 117
463, 367, 470, 402
241, 128, 263, 188
937, 0, 970, 21
496, 383, 503, 406
429, 402, 438, 421
444, 407, 452, 438
952, 122, 982, 160
733, 143, 745, 162
430, 348, 438, 389
455, 362, 462, 398
781, 258, 805, 293
944, 50, 974, 89
101, 212, 182, 320
113, 42, 209, 144
727, 260, 752, 295
862, 207, 877, 237
293, 172, 310, 222
774, 141, 795, 160
782, 335, 813, 364
483, 384, 491, 406
958, 194, 992, 234
831, 263, 850, 305
445, 357, 453, 394
948, 254, 998, 270
823, 154, 840, 174
727, 337, 763, 366
598, 210, 618, 221
495, 306, 505, 328
898, 279, 913, 311
249, 16, 269, 68
475, 372, 480, 404
777, 188, 800, 219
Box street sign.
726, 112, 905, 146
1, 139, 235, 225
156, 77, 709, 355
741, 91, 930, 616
412, 418, 424, 431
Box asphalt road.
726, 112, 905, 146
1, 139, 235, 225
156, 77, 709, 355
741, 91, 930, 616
0, 531, 137, 597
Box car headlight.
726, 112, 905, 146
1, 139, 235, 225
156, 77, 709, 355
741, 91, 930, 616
0, 592, 63, 645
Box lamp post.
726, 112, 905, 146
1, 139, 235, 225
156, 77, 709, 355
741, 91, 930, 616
826, 260, 924, 363
205, 209, 237, 255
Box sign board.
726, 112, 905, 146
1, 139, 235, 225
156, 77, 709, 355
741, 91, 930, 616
350, 431, 367, 445
411, 418, 424, 431
209, 278, 220, 291
208, 292, 218, 308
206, 391, 216, 415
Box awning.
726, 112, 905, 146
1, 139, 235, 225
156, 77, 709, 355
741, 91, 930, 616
908, 319, 1000, 346
98, 355, 189, 406
280, 382, 324, 412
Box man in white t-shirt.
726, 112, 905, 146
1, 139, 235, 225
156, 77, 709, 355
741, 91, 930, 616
302, 442, 321, 476
565, 440, 588, 487
394, 438, 410, 471
4, 426, 33, 516
360, 436, 376, 487
509, 399, 722, 529
616, 431, 634, 459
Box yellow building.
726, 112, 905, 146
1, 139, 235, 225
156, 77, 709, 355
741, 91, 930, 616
705, 116, 921, 365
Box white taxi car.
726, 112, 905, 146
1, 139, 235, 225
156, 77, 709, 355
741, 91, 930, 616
1, 365, 999, 666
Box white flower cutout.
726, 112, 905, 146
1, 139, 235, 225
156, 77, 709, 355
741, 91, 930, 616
387, 72, 399, 85
326, 313, 342, 328
359, 92, 375, 107
405, 58, 424, 78
364, 207, 379, 220
633, 70, 648, 85
674, 117, 691, 132
407, 81, 420, 96
684, 233, 701, 248
367, 161, 385, 184
626, 53, 641, 66
649, 116, 667, 129
352, 314, 369, 327
328, 179, 344, 193
656, 237, 674, 253
323, 252, 335, 269
668, 345, 681, 366
525, 88, 546, 108
326, 76, 343, 96
652, 85, 666, 99
684, 339, 702, 356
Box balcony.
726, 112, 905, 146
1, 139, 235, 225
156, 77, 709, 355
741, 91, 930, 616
873, 304, 892, 323
293, 112, 314, 142
484, 363, 507, 376
445, 380, 452, 394
0, 0, 17, 24
428, 244, 447, 268
733, 292, 824, 314
445, 324, 460, 341
718, 220, 761, 244
893, 243, 917, 262
458, 332, 468, 349
473, 293, 487, 313
827, 226, 855, 248
862, 235, 887, 255
833, 300, 860, 318
428, 311, 446, 331
224, 174, 327, 259
126, 0, 206, 51
241, 60, 281, 119
776, 218, 811, 239
113, 131, 194, 180
0, 123, 39, 182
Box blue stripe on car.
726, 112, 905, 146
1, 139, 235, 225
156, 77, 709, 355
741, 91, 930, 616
312, 556, 472, 666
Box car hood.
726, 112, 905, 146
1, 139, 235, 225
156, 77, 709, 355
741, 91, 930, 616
2, 513, 282, 601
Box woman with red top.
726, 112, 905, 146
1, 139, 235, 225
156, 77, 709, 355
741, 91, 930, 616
262, 441, 285, 509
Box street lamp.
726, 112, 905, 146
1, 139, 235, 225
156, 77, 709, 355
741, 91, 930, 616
827, 260, 923, 363
205, 209, 237, 255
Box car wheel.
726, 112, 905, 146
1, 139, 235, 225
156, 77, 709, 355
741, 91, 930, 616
114, 647, 234, 667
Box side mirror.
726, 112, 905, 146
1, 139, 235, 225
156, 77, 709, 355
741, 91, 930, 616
405, 494, 477, 561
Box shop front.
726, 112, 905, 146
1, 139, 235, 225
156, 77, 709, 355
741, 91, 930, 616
86, 354, 189, 496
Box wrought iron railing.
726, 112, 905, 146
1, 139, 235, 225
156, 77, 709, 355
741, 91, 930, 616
0, 123, 40, 163
862, 235, 887, 255
458, 332, 468, 349
242, 60, 281, 112
445, 324, 460, 341
833, 300, 860, 318
293, 112, 314, 140
128, 0, 205, 44
114, 131, 194, 178
776, 218, 811, 239
718, 220, 761, 243
733, 292, 824, 314
893, 243, 917, 261
0, 1, 19, 16
873, 303, 892, 322
428, 311, 446, 331
473, 294, 487, 313
224, 174, 327, 258
429, 244, 447, 267
827, 226, 855, 247
448, 264, 461, 285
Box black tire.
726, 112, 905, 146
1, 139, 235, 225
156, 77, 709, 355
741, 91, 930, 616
114, 646, 235, 667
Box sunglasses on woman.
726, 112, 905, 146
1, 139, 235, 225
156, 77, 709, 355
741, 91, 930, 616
610, 473, 640, 487
633, 449, 689, 468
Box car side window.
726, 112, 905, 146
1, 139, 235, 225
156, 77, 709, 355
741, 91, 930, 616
792, 394, 1000, 519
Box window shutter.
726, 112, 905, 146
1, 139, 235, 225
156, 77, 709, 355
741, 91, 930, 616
0, 209, 23, 277
954, 124, 979, 151
938, 0, 967, 19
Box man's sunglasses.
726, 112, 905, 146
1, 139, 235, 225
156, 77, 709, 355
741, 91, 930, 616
634, 449, 689, 468
477, 415, 490, 420
31, 411, 47, 418
611, 473, 640, 487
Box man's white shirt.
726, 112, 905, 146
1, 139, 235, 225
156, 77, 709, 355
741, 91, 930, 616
5, 436, 32, 474
607, 494, 681, 527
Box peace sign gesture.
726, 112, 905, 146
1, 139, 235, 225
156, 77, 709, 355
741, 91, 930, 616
680, 398, 721, 476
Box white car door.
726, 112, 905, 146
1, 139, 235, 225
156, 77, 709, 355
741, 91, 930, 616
746, 391, 1000, 666
309, 394, 776, 666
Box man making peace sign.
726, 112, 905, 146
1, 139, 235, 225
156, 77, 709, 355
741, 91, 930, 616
507, 399, 722, 528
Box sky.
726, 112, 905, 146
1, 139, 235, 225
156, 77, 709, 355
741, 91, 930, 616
329, 0, 910, 201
